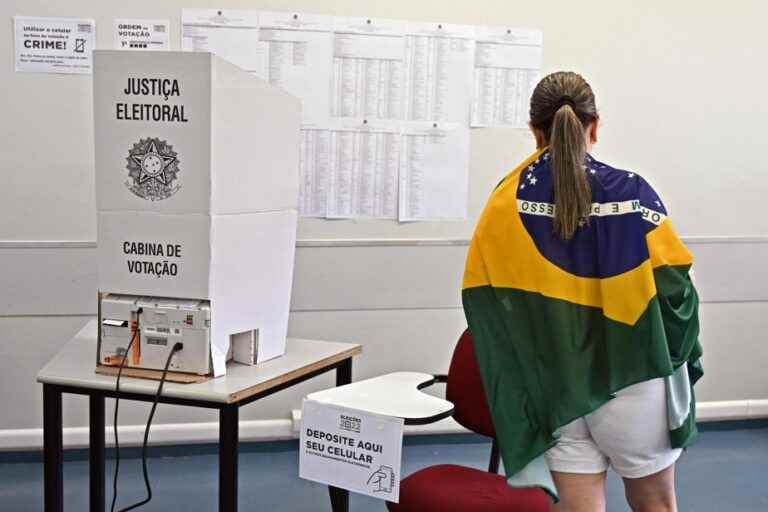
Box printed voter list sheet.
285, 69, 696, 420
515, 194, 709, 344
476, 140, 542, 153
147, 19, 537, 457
399, 122, 470, 221
403, 22, 476, 123
299, 127, 332, 217
14, 16, 95, 74
181, 9, 267, 78
471, 27, 543, 128
331, 17, 407, 120
114, 19, 169, 50
259, 12, 334, 124
324, 120, 401, 219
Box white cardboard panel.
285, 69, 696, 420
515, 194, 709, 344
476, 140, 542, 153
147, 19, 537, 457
94, 51, 213, 214
210, 210, 297, 370
94, 51, 300, 216
210, 56, 301, 214
97, 211, 212, 299
97, 210, 298, 376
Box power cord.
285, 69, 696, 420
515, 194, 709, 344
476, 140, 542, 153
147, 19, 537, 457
110, 308, 141, 512
110, 307, 184, 512
116, 341, 183, 512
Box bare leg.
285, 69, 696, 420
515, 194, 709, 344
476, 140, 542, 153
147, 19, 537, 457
623, 464, 677, 512
550, 471, 607, 512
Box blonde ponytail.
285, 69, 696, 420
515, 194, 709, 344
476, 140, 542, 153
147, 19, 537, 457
550, 104, 591, 239
529, 71, 598, 240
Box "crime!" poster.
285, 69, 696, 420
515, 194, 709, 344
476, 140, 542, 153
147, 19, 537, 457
300, 400, 404, 502
14, 16, 95, 74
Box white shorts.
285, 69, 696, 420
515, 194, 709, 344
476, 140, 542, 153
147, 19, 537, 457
545, 378, 682, 479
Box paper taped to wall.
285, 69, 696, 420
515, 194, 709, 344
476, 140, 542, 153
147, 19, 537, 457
13, 16, 96, 74
399, 122, 470, 221
113, 19, 170, 51
471, 27, 543, 128
403, 22, 476, 123
299, 120, 469, 221
180, 8, 543, 221
331, 17, 408, 120
327, 120, 401, 219
300, 120, 400, 219
258, 12, 334, 125
181, 9, 266, 77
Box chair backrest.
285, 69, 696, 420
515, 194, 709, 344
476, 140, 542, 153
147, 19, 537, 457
445, 329, 496, 438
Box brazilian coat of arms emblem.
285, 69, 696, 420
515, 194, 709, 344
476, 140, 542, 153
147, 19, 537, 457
125, 137, 180, 201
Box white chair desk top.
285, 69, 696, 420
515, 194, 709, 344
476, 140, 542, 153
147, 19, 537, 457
307, 372, 454, 424
37, 320, 361, 404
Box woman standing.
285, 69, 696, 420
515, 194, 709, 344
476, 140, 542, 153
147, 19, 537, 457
462, 71, 702, 511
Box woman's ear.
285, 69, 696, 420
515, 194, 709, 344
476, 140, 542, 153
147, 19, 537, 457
529, 123, 546, 148
589, 117, 599, 145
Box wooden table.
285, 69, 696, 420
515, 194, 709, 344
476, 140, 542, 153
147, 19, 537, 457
37, 320, 361, 512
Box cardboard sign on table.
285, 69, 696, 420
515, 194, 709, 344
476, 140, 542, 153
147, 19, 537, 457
300, 400, 404, 502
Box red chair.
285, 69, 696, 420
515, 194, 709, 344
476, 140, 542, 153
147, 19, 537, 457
386, 329, 551, 512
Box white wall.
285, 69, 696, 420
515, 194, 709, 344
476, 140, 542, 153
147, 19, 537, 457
1, 0, 767, 448
3, 0, 768, 240
1, 238, 767, 448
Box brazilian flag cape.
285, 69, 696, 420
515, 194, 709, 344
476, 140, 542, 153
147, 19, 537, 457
462, 148, 702, 500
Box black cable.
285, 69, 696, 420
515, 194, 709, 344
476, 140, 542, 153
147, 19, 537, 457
116, 341, 183, 512
111, 309, 141, 512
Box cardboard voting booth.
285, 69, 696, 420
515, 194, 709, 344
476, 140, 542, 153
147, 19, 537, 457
93, 50, 301, 376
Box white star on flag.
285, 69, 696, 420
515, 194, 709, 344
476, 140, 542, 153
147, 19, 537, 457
590, 168, 596, 174
655, 200, 662, 207
528, 165, 535, 172
628, 173, 635, 178
529, 176, 538, 185
543, 154, 549, 160
520, 183, 526, 190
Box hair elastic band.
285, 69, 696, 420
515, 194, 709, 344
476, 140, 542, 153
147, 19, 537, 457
554, 96, 576, 110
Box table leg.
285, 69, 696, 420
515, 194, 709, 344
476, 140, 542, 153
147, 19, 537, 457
335, 358, 352, 387
329, 487, 350, 512
43, 384, 63, 512
89, 393, 105, 512
328, 359, 353, 512
219, 405, 239, 512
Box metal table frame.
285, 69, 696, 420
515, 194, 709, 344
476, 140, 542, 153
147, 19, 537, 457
42, 358, 354, 512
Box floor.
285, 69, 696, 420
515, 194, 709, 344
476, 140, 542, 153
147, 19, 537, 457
1, 425, 766, 511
